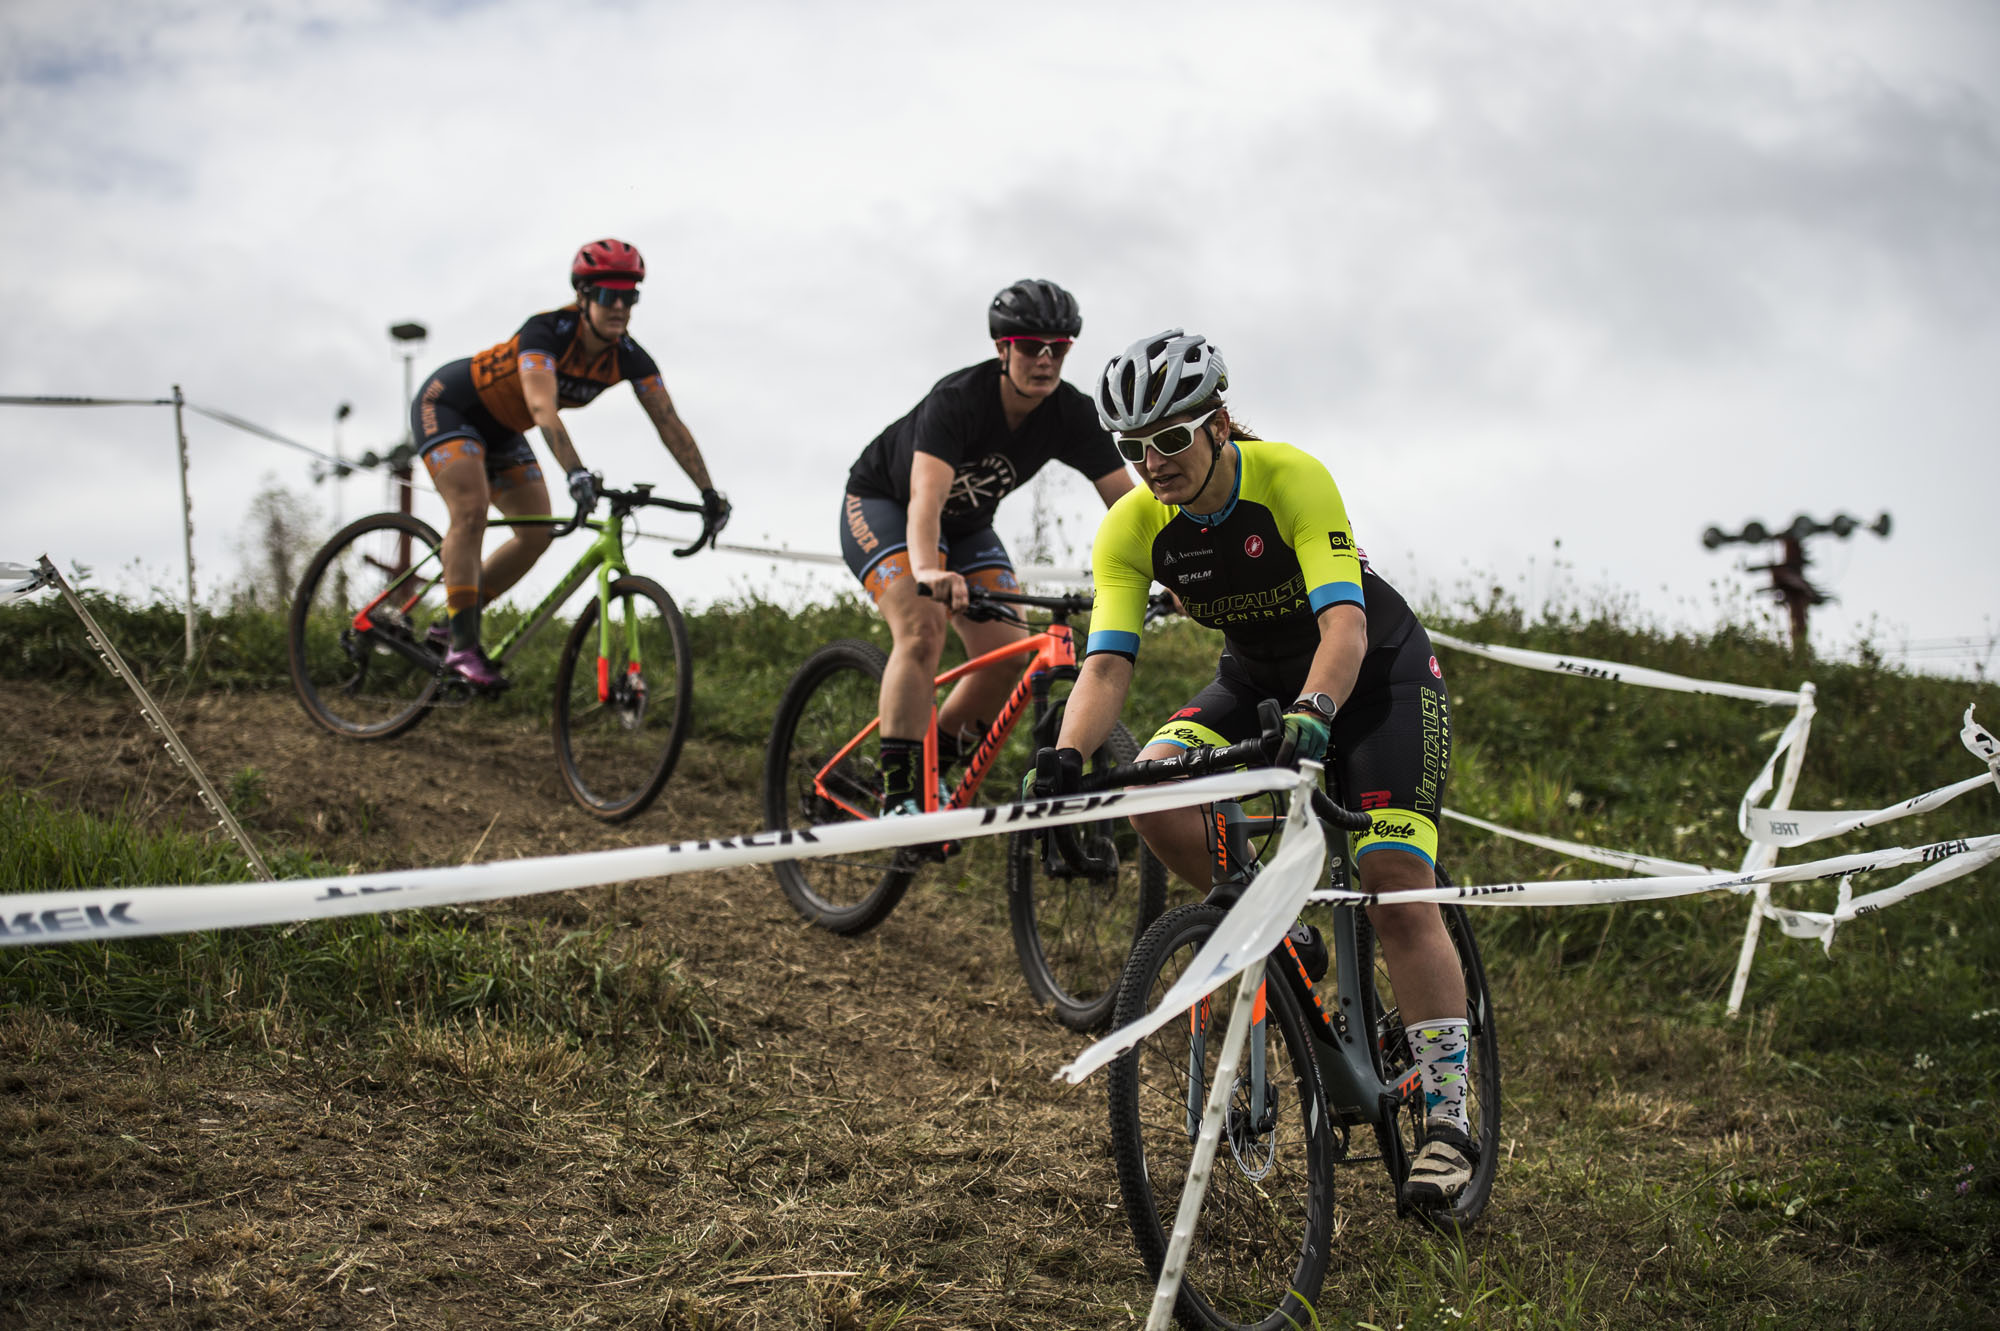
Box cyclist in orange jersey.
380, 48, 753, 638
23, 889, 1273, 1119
410, 238, 730, 688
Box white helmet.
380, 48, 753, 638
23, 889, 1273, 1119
1095, 328, 1229, 432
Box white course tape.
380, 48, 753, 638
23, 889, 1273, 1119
1430, 629, 1801, 707
1740, 706, 1999, 848
1758, 840, 2000, 946
1058, 766, 1327, 1085
1441, 808, 1711, 876
1298, 834, 2000, 911
0, 767, 1298, 949
1, 561, 49, 605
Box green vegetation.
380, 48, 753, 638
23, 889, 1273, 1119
2, 585, 1996, 1327
0, 785, 717, 1056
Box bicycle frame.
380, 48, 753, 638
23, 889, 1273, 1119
348, 512, 637, 699
1193, 809, 1423, 1172
806, 621, 1081, 823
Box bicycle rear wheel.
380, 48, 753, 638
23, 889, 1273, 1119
1359, 880, 1501, 1226
1007, 717, 1168, 1031
1107, 903, 1335, 1331
287, 512, 446, 740
763, 639, 915, 934
553, 575, 693, 822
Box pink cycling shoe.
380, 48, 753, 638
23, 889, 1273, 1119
442, 645, 508, 690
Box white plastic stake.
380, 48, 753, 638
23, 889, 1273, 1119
1145, 957, 1268, 1331
1727, 682, 1816, 1016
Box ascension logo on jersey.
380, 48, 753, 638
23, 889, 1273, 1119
945, 455, 1020, 517
1244, 535, 1265, 558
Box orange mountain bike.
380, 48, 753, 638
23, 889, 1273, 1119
762, 586, 1166, 1029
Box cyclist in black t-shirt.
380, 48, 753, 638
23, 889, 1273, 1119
411, 238, 730, 688
839, 279, 1134, 815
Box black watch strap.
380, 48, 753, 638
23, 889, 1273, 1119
1291, 692, 1338, 722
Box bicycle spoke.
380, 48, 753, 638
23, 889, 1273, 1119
288, 514, 445, 740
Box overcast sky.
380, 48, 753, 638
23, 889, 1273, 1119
4, 0, 1996, 674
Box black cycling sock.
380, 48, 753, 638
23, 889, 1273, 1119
449, 605, 481, 652
879, 737, 921, 808
934, 727, 982, 772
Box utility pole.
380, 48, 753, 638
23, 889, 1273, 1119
1702, 512, 1892, 654
330, 401, 352, 530
388, 321, 428, 573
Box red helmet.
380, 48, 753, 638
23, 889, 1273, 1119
571, 238, 645, 290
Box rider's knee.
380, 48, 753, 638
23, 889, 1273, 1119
893, 611, 948, 661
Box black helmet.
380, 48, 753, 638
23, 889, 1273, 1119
988, 278, 1083, 339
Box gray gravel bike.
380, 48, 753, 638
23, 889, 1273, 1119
1096, 711, 1501, 1331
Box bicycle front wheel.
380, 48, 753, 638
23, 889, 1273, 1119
1360, 883, 1501, 1227
552, 575, 693, 822
287, 512, 446, 740
1007, 718, 1168, 1031
1107, 903, 1335, 1331
762, 639, 915, 934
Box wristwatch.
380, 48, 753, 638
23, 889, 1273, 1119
1291, 692, 1339, 723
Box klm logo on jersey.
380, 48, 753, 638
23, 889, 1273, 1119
1180, 573, 1309, 623
558, 376, 614, 408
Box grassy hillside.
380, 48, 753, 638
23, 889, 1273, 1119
2, 590, 1996, 1328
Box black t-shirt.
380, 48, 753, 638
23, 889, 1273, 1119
845, 360, 1125, 538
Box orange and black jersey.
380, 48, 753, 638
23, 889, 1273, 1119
467, 307, 663, 434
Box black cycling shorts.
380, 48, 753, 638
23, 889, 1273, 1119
838, 493, 1018, 604
412, 358, 541, 489
1144, 627, 1452, 866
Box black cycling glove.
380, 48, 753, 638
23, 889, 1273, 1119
567, 468, 599, 514
1274, 709, 1331, 768
1021, 746, 1084, 801
700, 487, 731, 534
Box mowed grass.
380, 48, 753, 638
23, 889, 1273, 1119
2, 588, 1998, 1327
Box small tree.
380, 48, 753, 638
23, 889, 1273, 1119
231, 475, 324, 611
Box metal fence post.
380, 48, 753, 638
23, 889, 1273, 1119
171, 384, 196, 665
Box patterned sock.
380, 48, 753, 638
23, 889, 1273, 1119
1406, 1018, 1470, 1133
879, 737, 921, 810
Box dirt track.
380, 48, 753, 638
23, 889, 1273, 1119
2, 680, 1247, 1329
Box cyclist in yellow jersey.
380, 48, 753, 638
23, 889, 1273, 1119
1042, 329, 1477, 1209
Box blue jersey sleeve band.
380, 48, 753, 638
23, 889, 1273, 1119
1309, 581, 1365, 613
1085, 629, 1141, 659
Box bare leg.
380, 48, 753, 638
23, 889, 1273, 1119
427, 446, 491, 624
877, 572, 951, 740
1128, 740, 1216, 887
480, 470, 555, 602
935, 610, 1031, 747
1361, 849, 1464, 1026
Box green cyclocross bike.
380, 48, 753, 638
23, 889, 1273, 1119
286, 481, 721, 821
